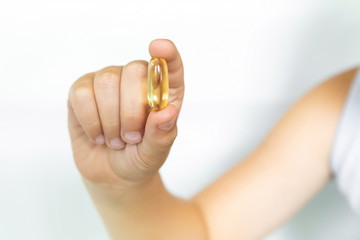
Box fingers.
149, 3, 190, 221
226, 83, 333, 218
68, 72, 104, 144
148, 39, 184, 111
120, 60, 149, 144
94, 66, 125, 149
69, 39, 183, 153
69, 62, 152, 149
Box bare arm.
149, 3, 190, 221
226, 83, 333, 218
67, 38, 357, 239
194, 67, 358, 239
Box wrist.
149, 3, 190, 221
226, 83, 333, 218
83, 172, 167, 206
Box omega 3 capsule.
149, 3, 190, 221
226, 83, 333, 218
147, 57, 169, 111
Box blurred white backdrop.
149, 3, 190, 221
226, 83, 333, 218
0, 0, 360, 239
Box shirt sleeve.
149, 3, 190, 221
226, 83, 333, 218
330, 67, 360, 214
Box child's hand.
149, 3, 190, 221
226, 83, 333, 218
67, 39, 184, 196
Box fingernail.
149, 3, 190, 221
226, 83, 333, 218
110, 138, 125, 149
124, 132, 142, 143
95, 135, 105, 144
158, 118, 176, 130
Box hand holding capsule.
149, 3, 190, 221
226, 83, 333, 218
67, 39, 184, 195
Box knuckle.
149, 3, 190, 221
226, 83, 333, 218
69, 73, 94, 101
74, 72, 94, 83
124, 60, 147, 77
70, 85, 93, 106
99, 65, 121, 72
96, 71, 120, 88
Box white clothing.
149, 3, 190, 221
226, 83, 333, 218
330, 68, 360, 214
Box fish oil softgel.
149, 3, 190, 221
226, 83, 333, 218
147, 57, 169, 111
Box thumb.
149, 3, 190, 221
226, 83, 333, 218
138, 104, 179, 165
149, 39, 184, 112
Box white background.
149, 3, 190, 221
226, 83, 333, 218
1, 0, 360, 239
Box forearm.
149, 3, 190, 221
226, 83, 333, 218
83, 173, 208, 240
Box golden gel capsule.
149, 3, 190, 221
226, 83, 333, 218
147, 57, 169, 111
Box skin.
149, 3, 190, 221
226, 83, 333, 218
67, 39, 358, 240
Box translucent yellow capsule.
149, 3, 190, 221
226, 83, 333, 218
147, 57, 169, 111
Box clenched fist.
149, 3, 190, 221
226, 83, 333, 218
67, 39, 184, 195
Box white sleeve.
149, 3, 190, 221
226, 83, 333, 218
330, 68, 360, 214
